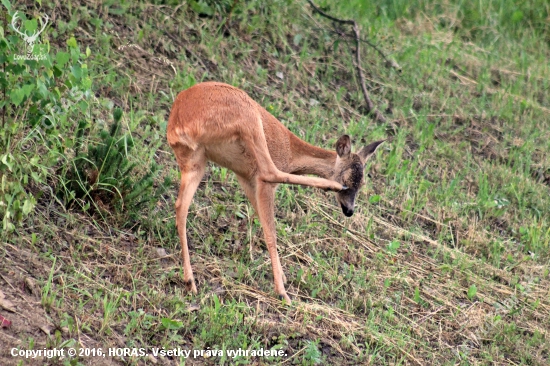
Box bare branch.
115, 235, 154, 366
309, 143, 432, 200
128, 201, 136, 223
307, 1, 387, 123
306, 0, 354, 25
352, 23, 387, 122
321, 28, 401, 72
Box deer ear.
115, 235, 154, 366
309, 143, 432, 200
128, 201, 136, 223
336, 135, 352, 158
358, 140, 385, 163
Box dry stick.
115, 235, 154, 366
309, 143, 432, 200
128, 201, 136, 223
307, 0, 387, 123
353, 23, 387, 123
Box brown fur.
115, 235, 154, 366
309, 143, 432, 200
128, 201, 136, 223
167, 82, 384, 303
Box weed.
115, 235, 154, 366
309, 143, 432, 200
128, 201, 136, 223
60, 108, 171, 224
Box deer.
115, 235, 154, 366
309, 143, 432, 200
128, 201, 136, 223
167, 82, 385, 304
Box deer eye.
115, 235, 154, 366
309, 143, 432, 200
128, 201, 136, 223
347, 164, 363, 188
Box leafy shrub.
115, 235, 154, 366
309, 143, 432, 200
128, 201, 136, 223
0, 1, 169, 232
0, 1, 92, 232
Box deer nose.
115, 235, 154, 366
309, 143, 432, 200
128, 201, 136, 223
341, 205, 354, 217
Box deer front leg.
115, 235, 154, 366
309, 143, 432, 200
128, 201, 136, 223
241, 129, 345, 193
236, 175, 288, 285
254, 181, 291, 304
261, 171, 346, 192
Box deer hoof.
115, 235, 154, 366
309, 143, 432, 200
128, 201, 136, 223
184, 279, 198, 294
278, 293, 292, 305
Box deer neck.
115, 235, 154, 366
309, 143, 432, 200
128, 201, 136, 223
288, 133, 337, 179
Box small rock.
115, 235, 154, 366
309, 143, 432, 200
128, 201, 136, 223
0, 290, 16, 312
187, 304, 200, 312
309, 98, 320, 106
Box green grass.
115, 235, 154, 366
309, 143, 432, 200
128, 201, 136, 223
1, 0, 549, 364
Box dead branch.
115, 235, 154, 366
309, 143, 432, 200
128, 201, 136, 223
307, 0, 387, 123
320, 28, 401, 72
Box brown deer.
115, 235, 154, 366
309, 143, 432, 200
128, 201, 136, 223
167, 82, 384, 304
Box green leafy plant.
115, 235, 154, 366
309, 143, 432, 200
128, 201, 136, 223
0, 2, 92, 232
387, 240, 401, 255
302, 339, 323, 365
467, 284, 478, 301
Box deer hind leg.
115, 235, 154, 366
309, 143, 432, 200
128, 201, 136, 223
236, 175, 287, 285
172, 143, 206, 294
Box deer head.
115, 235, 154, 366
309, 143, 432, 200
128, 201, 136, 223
11, 11, 49, 51
332, 135, 385, 217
